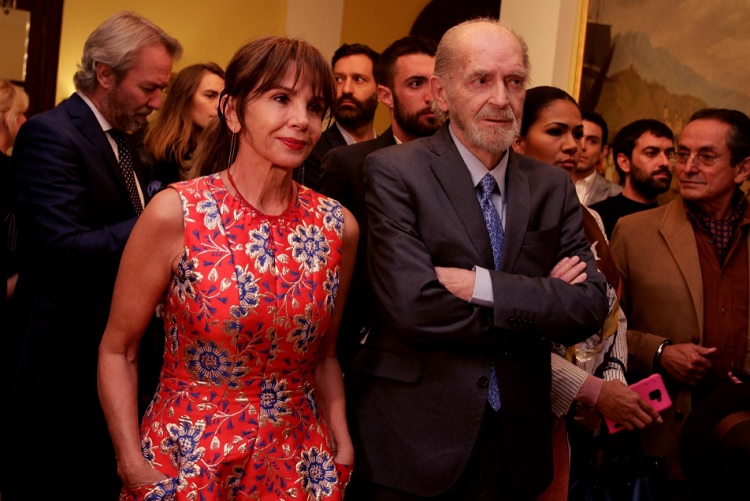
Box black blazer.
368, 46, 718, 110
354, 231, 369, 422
295, 122, 347, 190
6, 92, 151, 498
348, 124, 608, 498
318, 129, 397, 372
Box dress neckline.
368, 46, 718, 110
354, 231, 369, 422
217, 171, 300, 220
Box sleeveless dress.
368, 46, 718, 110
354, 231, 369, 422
121, 173, 351, 501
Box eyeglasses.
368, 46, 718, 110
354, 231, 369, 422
674, 150, 723, 167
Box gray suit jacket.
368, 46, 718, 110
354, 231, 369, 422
582, 172, 622, 206
348, 124, 608, 497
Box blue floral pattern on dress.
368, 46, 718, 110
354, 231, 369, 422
123, 175, 347, 501
296, 447, 338, 500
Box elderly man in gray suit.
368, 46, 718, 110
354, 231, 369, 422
345, 17, 608, 500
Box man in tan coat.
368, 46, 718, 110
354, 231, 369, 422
610, 108, 750, 494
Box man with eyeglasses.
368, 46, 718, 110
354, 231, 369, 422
589, 119, 674, 238
609, 108, 750, 494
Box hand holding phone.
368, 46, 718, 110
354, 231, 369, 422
605, 373, 672, 434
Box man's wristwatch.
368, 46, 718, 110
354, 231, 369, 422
653, 339, 672, 372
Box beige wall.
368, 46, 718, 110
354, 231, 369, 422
56, 1, 288, 105
56, 1, 582, 131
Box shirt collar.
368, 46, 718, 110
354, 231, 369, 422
336, 121, 377, 146
77, 90, 113, 132
448, 122, 508, 203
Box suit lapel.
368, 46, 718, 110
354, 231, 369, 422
428, 126, 495, 268
660, 198, 704, 332
66, 93, 120, 170
66, 93, 151, 206
500, 151, 531, 272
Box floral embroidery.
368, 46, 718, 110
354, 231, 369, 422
161, 416, 206, 477
196, 190, 223, 230
129, 176, 346, 501
289, 304, 319, 354
322, 268, 339, 314
258, 374, 291, 426
296, 446, 338, 500
173, 255, 202, 303
245, 222, 275, 273
318, 198, 344, 236
289, 224, 330, 272
185, 339, 231, 385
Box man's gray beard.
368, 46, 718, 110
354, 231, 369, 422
452, 111, 520, 156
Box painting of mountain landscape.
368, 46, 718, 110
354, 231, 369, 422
579, 0, 750, 139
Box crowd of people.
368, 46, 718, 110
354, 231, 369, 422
2, 9, 748, 501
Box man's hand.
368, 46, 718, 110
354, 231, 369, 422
434, 267, 475, 302
659, 343, 716, 385
596, 380, 662, 431
549, 256, 587, 284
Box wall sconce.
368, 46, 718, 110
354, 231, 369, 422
2, 0, 17, 15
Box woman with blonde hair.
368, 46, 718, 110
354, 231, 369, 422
98, 35, 357, 500
143, 62, 225, 193
1, 79, 29, 305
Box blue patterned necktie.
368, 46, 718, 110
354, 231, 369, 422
479, 173, 503, 411
110, 129, 143, 215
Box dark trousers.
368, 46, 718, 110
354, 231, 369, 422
345, 404, 527, 501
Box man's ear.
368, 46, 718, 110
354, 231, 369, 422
430, 75, 449, 113
734, 156, 750, 185
617, 153, 631, 174
599, 144, 610, 162
96, 63, 115, 90
378, 84, 394, 110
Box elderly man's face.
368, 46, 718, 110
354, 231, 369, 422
432, 23, 527, 166
676, 118, 747, 215
103, 44, 173, 132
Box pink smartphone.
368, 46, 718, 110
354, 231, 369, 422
605, 373, 672, 434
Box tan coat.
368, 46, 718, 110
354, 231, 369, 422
610, 195, 750, 479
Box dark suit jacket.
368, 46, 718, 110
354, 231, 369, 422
318, 128, 397, 372
294, 122, 347, 190
348, 124, 608, 498
5, 92, 151, 499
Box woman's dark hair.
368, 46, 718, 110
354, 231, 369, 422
192, 36, 335, 177
519, 86, 579, 138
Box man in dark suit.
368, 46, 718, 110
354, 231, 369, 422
4, 12, 181, 501
345, 18, 608, 500
318, 35, 438, 373
294, 43, 380, 189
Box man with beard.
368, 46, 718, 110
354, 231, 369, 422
317, 35, 438, 374
590, 119, 674, 238
575, 111, 622, 206
345, 18, 607, 500
610, 108, 750, 495
4, 12, 181, 501
294, 42, 380, 189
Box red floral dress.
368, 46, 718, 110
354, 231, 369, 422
121, 173, 350, 501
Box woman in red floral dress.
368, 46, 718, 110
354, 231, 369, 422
98, 36, 358, 501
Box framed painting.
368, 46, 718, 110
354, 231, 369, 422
576, 0, 750, 140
